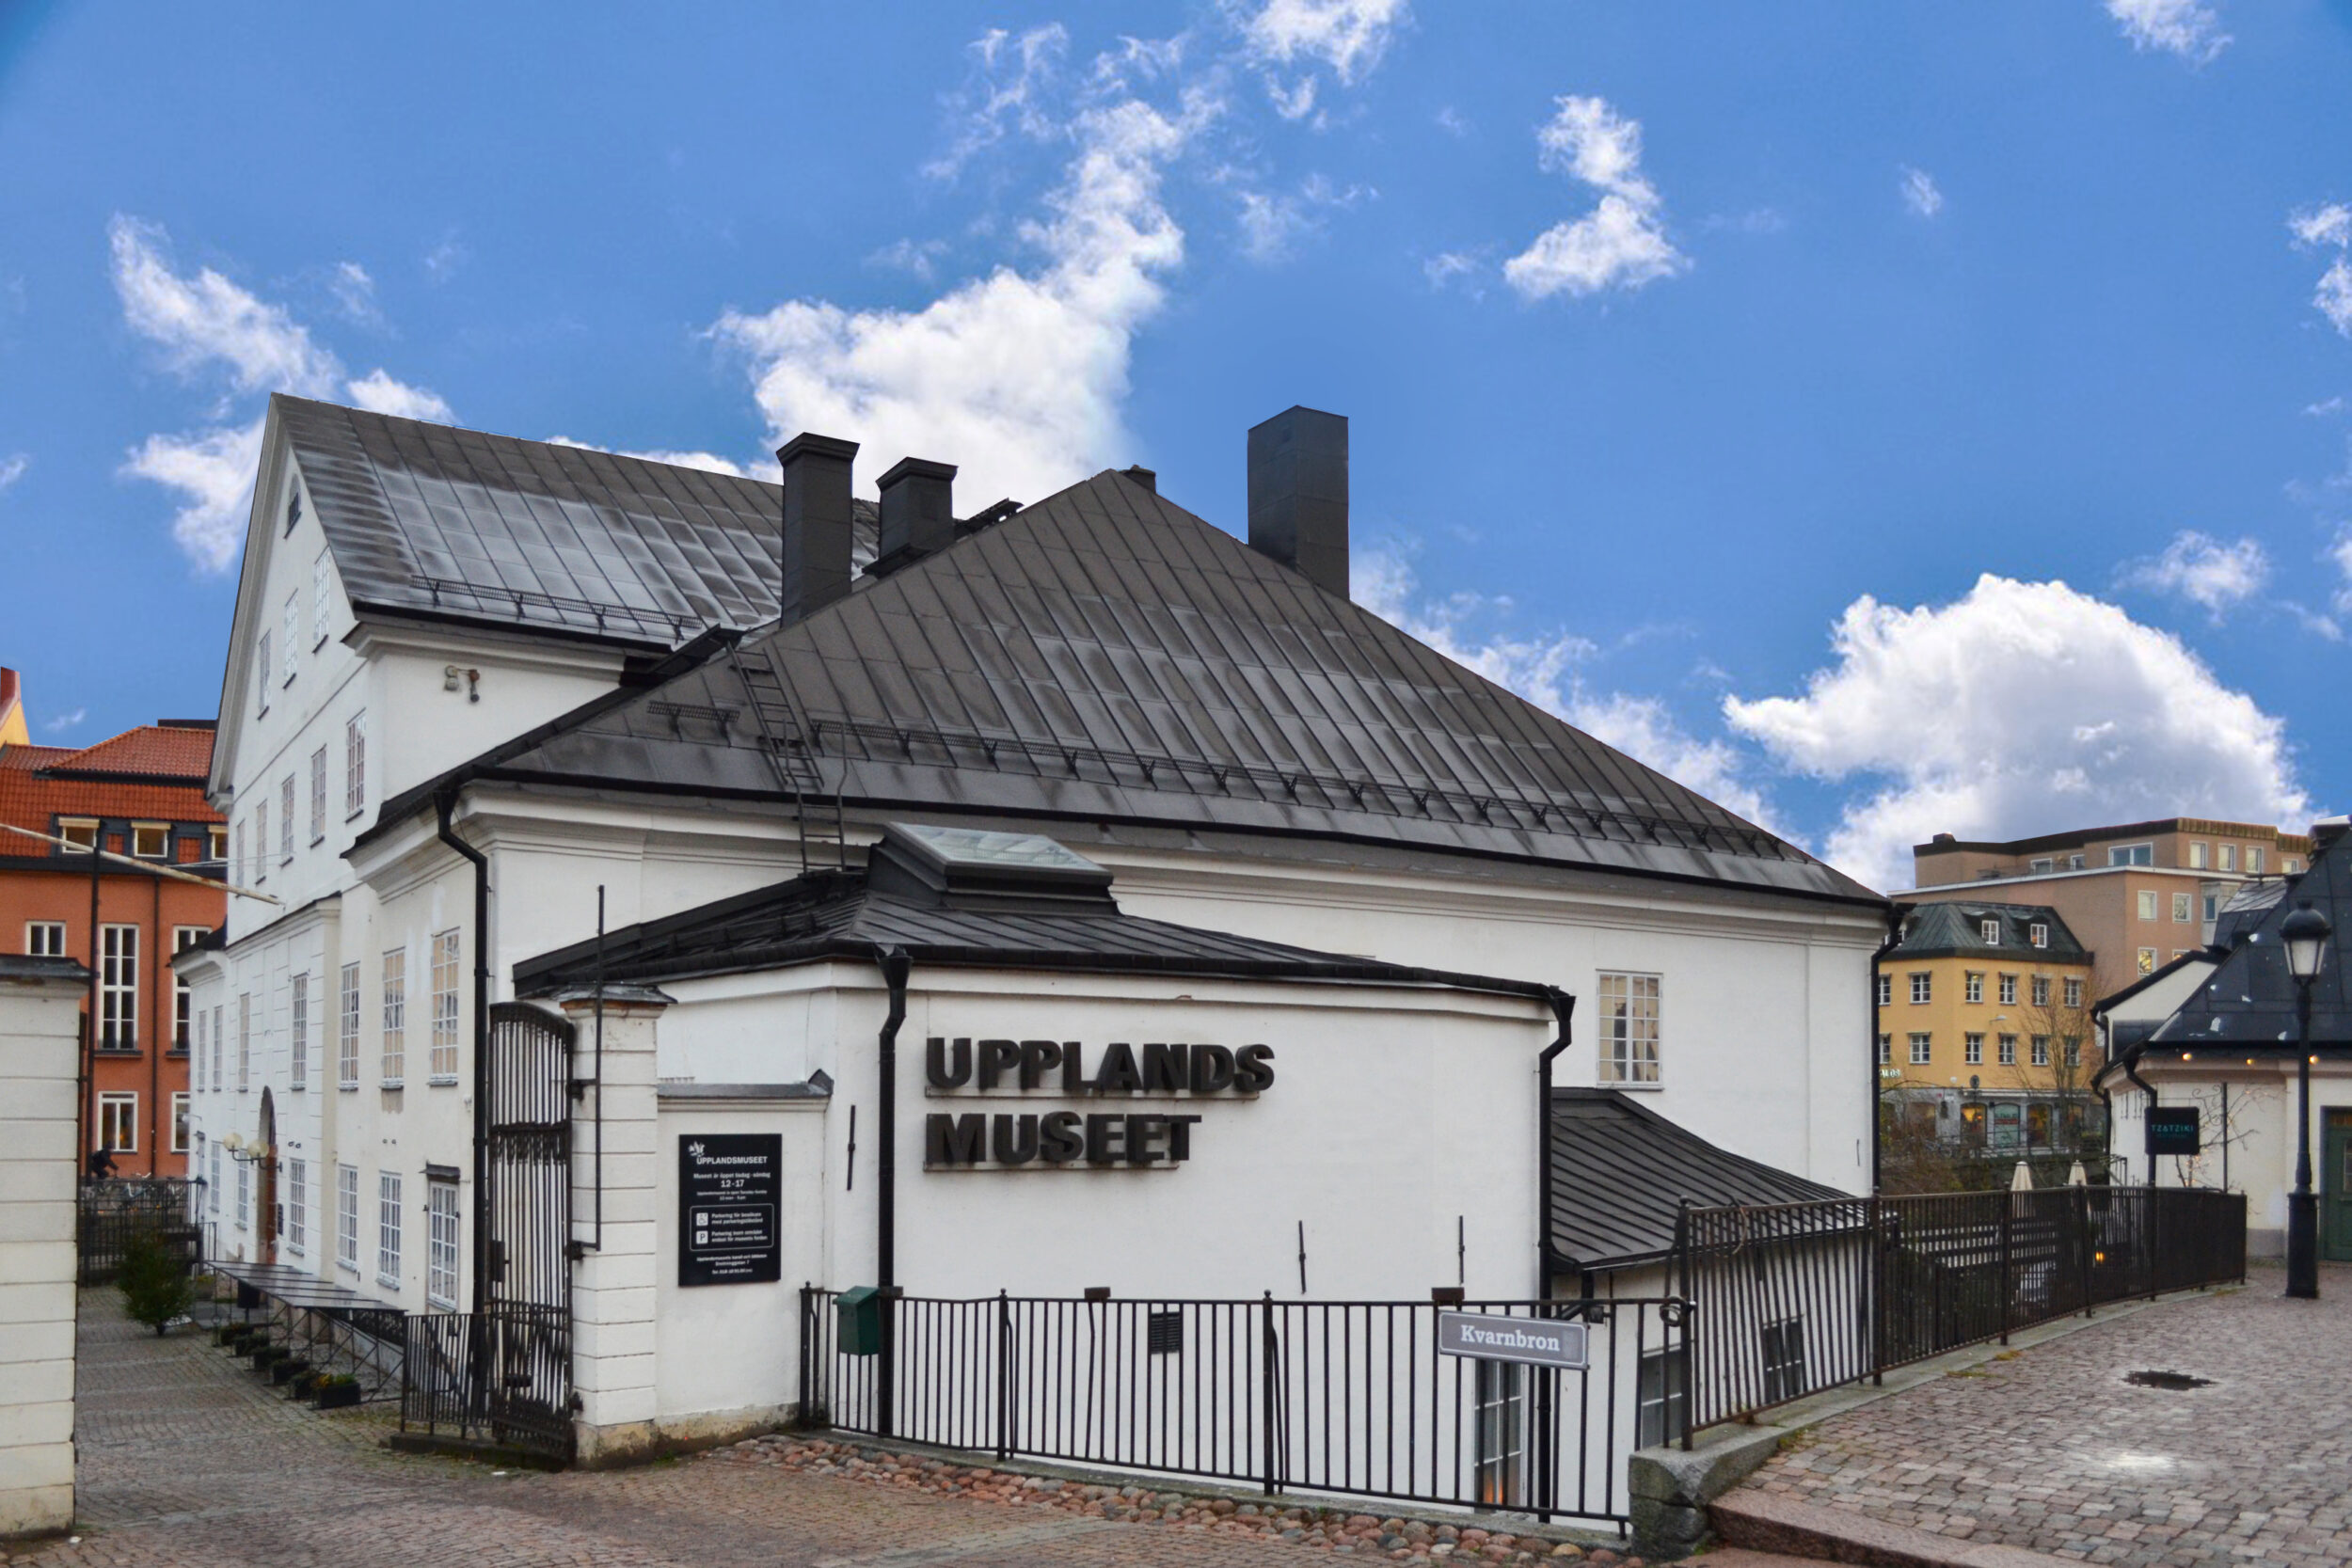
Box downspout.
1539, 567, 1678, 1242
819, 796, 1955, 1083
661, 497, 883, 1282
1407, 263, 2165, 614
436, 790, 491, 1315
2120, 1039, 2159, 1189
1536, 988, 1575, 1300
1869, 903, 1909, 1195
874, 945, 911, 1438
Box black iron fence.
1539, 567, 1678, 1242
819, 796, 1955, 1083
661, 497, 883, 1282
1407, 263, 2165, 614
400, 1307, 574, 1460
78, 1178, 199, 1284
799, 1290, 1688, 1528
1675, 1184, 2245, 1436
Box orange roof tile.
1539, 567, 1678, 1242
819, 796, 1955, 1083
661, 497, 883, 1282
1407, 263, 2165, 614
0, 725, 220, 840
45, 724, 215, 781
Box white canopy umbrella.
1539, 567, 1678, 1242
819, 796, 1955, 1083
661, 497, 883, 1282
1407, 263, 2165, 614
2010, 1159, 2034, 1216
2068, 1161, 2089, 1187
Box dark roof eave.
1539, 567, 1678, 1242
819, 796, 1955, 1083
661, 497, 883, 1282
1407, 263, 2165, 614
348, 597, 684, 657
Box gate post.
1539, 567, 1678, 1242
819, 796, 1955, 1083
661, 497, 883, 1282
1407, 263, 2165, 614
1260, 1291, 1279, 1496
2080, 1185, 2095, 1318
995, 1290, 1011, 1462
1868, 1195, 1884, 1386
1997, 1201, 2011, 1347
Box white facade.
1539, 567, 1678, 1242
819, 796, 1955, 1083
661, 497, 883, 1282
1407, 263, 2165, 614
0, 963, 86, 1538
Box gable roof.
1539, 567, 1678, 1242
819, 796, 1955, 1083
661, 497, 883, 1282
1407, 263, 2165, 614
273, 394, 850, 651
413, 467, 1877, 904
2147, 829, 2352, 1051
1890, 901, 2088, 962
0, 727, 221, 840
1547, 1088, 1844, 1273
40, 723, 214, 784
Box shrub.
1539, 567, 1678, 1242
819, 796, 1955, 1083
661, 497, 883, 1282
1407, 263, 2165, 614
117, 1225, 196, 1336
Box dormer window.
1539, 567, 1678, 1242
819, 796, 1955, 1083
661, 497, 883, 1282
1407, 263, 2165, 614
2028, 858, 2053, 872
131, 822, 168, 859
1980, 919, 2000, 944
56, 817, 98, 852
2029, 923, 2048, 948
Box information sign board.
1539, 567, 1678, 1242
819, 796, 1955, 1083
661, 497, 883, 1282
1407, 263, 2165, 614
2147, 1105, 2201, 1158
678, 1133, 782, 1287
1435, 1311, 1589, 1370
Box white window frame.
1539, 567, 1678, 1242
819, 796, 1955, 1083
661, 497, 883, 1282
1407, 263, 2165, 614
2108, 843, 2153, 867
1760, 1319, 1809, 1405
2030, 975, 2051, 1007
1876, 1033, 1891, 1067
232, 820, 245, 886
282, 593, 299, 686
344, 712, 366, 819
2219, 844, 2238, 872
2027, 857, 2053, 873
337, 1164, 360, 1272
290, 973, 310, 1091
1979, 919, 1999, 944
1998, 974, 2018, 1005
131, 821, 168, 859
312, 550, 332, 649
427, 1178, 461, 1308
2031, 1036, 2051, 1068
24, 921, 65, 957
256, 631, 272, 716
99, 924, 138, 1051
208, 824, 228, 864
339, 961, 361, 1089
2172, 892, 2192, 923
172, 926, 204, 1052
2029, 923, 2048, 948
171, 1092, 189, 1154
1963, 1033, 1983, 1066
1596, 972, 1661, 1085
211, 1003, 223, 1092
210, 1146, 222, 1215
278, 776, 294, 863
238, 992, 251, 1092
381, 948, 406, 1085
1874, 973, 1891, 1007
1908, 1033, 1931, 1067
253, 801, 267, 884
2248, 847, 2265, 874
1636, 1347, 1688, 1450
236, 1156, 250, 1230
2064, 1037, 2082, 1069
430, 929, 461, 1083
2137, 947, 2157, 974
2063, 977, 2083, 1008
309, 747, 327, 846
2188, 841, 2208, 869
286, 1157, 308, 1257
56, 816, 98, 851
2137, 891, 2158, 922
376, 1170, 404, 1289
98, 1091, 137, 1153
1998, 1034, 2018, 1066
1963, 971, 1983, 1005
1908, 972, 1931, 1005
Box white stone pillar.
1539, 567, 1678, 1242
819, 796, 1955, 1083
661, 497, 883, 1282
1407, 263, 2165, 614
0, 959, 90, 1539
553, 987, 669, 1468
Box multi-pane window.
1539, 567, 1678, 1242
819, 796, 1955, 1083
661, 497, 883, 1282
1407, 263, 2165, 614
337, 1165, 361, 1271
2189, 841, 2209, 869
173, 927, 204, 1050
1597, 972, 1661, 1085
1998, 974, 2018, 1005
309, 747, 327, 845
1979, 919, 2000, 944
286, 1158, 308, 1255
254, 801, 267, 883
278, 777, 294, 863
430, 930, 461, 1082
2108, 844, 2153, 866
1908, 973, 1931, 1005
232, 821, 245, 886
2064, 1037, 2082, 1068
282, 594, 299, 684
2063, 977, 2083, 1008
171, 1093, 189, 1153
2249, 847, 2265, 874
2172, 892, 2192, 923
1964, 1033, 1984, 1065
1471, 1360, 1525, 1507
1874, 973, 1891, 1007
193, 1009, 207, 1088
99, 926, 137, 1050
256, 632, 272, 715
2031, 1036, 2051, 1067
381, 948, 406, 1085
1963, 972, 1982, 1004
1908, 1033, 1931, 1066
2028, 924, 2048, 948
313, 551, 332, 645
132, 822, 167, 858
209, 1146, 222, 1214
427, 1178, 461, 1308
339, 962, 361, 1088
345, 713, 366, 817
1637, 1348, 1688, 1449
25, 921, 64, 956
98, 1092, 137, 1152
290, 974, 310, 1091
376, 1171, 404, 1288
1876, 1033, 1891, 1067
209, 824, 227, 865
1998, 1035, 2018, 1066
211, 1004, 223, 1091
237, 993, 251, 1091
2219, 844, 2238, 872
236, 1157, 250, 1229
2030, 976, 2051, 1007
1760, 1319, 1809, 1404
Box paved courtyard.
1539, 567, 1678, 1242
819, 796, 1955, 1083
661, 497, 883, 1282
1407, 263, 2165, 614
10, 1296, 1629, 1568
1738, 1261, 2352, 1567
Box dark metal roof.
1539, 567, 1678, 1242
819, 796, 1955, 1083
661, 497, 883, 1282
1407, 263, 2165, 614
0, 954, 91, 984
2148, 830, 2352, 1050
512, 862, 1552, 1000
1888, 902, 2090, 963
1548, 1088, 1843, 1273
277, 394, 877, 650
439, 467, 1875, 902
2209, 877, 2287, 950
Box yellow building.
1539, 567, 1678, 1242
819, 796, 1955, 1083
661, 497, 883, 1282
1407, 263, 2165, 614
1876, 901, 2100, 1152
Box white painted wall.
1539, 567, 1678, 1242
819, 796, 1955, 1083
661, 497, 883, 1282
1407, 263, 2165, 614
0, 969, 87, 1538
2108, 1061, 2351, 1256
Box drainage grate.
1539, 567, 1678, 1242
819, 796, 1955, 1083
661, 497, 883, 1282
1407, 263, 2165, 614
2125, 1370, 2213, 1390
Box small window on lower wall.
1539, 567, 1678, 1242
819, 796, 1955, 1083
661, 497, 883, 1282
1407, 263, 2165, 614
1760, 1318, 1809, 1404
426, 1175, 460, 1308
1472, 1360, 1526, 1506
1597, 972, 1661, 1085
1637, 1347, 1688, 1449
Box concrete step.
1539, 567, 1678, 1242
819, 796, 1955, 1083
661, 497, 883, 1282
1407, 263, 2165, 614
1710, 1489, 2077, 1568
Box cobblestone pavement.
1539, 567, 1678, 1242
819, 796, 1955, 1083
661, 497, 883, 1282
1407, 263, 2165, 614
1740, 1262, 2352, 1568
9, 1297, 1629, 1568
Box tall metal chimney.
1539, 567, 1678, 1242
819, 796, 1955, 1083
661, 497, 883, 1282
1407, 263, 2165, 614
875, 456, 958, 562
777, 433, 860, 623
1247, 405, 1348, 599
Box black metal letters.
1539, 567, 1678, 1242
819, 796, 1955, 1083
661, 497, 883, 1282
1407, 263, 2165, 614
918, 1036, 1272, 1170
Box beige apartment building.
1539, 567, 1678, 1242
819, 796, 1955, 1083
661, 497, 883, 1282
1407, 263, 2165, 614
1902, 817, 2312, 998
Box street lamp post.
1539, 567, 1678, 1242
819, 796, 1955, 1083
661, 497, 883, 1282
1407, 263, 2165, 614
2280, 899, 2330, 1301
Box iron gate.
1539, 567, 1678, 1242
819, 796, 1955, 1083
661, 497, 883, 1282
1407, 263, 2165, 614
405, 1002, 575, 1458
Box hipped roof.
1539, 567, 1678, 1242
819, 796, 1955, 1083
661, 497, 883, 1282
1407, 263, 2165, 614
2148, 831, 2352, 1050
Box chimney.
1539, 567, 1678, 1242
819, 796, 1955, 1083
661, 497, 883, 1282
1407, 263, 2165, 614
0, 668, 24, 749
1248, 405, 1348, 599
777, 433, 860, 623
876, 456, 958, 562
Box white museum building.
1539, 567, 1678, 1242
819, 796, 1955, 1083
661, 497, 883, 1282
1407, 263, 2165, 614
178, 394, 1887, 1512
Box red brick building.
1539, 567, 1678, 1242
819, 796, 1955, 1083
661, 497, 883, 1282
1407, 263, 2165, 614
0, 669, 225, 1176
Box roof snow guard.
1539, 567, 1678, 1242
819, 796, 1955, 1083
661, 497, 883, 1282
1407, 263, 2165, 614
423, 459, 1874, 904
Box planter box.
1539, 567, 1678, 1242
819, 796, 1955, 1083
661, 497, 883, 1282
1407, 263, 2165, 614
213, 1323, 245, 1347
287, 1371, 326, 1400
250, 1346, 287, 1371
270, 1358, 311, 1386
314, 1382, 361, 1410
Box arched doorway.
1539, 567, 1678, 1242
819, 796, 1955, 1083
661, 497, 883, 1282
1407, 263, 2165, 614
257, 1088, 278, 1267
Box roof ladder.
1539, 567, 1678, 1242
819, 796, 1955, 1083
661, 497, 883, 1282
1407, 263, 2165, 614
725, 646, 849, 874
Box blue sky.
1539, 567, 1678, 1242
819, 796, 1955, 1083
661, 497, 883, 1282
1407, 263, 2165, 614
4, 0, 2350, 889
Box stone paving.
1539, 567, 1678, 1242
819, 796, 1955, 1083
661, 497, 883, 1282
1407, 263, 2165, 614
9, 1297, 1637, 1568
1737, 1261, 2352, 1568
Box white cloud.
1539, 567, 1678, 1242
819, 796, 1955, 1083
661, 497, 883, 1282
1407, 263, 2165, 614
867, 238, 952, 281
1434, 105, 1470, 137
2119, 530, 2268, 619
110, 216, 454, 572
1234, 173, 1368, 262
0, 453, 25, 491
2105, 0, 2230, 63
1724, 575, 2306, 892
1422, 250, 1480, 289
1353, 546, 1781, 832
712, 53, 1216, 511
1237, 0, 1408, 120
548, 435, 755, 481
2288, 204, 2352, 338
2290, 203, 2351, 250
1899, 166, 1944, 219
1502, 96, 1688, 302
2331, 529, 2352, 611
43, 708, 85, 734
2316, 259, 2352, 339
329, 261, 382, 326
927, 24, 1072, 179
422, 234, 468, 283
